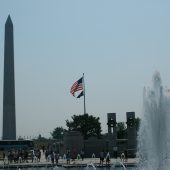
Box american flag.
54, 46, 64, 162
70, 77, 83, 96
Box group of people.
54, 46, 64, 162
44, 150, 59, 164
43, 149, 85, 165
1, 146, 128, 166
31, 149, 41, 162
43, 149, 127, 166
99, 150, 128, 166
1, 148, 42, 164
99, 151, 110, 166
64, 149, 84, 164
2, 149, 29, 164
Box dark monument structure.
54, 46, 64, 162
2, 15, 16, 140
59, 112, 137, 158
107, 113, 117, 154
126, 112, 137, 157
63, 131, 84, 156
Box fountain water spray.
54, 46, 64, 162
86, 162, 96, 170
138, 72, 170, 170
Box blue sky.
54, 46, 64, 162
0, 0, 170, 138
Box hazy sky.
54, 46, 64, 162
0, 0, 170, 139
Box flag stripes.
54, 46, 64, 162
70, 77, 83, 96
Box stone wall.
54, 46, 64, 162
63, 131, 83, 158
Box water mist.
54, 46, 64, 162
138, 72, 170, 170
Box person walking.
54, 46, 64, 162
106, 152, 110, 166
66, 150, 70, 164
80, 150, 84, 161
99, 151, 104, 166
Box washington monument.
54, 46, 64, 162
2, 15, 16, 140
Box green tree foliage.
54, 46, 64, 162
66, 114, 102, 139
51, 126, 66, 140
116, 117, 141, 139
117, 122, 127, 139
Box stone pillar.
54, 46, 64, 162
2, 15, 16, 140
107, 113, 117, 157
126, 112, 137, 157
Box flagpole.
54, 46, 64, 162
83, 73, 86, 114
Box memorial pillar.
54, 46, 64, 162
126, 112, 137, 157
107, 113, 117, 157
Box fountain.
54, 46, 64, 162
138, 71, 170, 170
86, 162, 96, 170
111, 160, 127, 170
53, 165, 59, 170
111, 159, 126, 170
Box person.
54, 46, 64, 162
31, 150, 34, 163
80, 150, 84, 161
66, 150, 70, 164
42, 144, 45, 153
77, 153, 81, 160
113, 147, 118, 159
124, 150, 128, 162
51, 152, 55, 164
63, 153, 66, 160
106, 152, 110, 166
92, 153, 95, 158
2, 152, 5, 162
121, 152, 125, 162
99, 151, 104, 166
24, 150, 28, 163
8, 150, 13, 164
37, 149, 41, 162
55, 152, 59, 164
72, 149, 76, 162
45, 150, 48, 161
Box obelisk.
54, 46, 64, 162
2, 15, 16, 140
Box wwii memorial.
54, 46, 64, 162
1, 16, 137, 157
1, 15, 168, 170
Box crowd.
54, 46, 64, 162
2, 149, 30, 164
43, 149, 84, 165
1, 148, 43, 164
0, 147, 127, 166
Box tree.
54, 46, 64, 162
66, 114, 102, 139
116, 117, 141, 139
117, 122, 127, 139
51, 126, 66, 140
